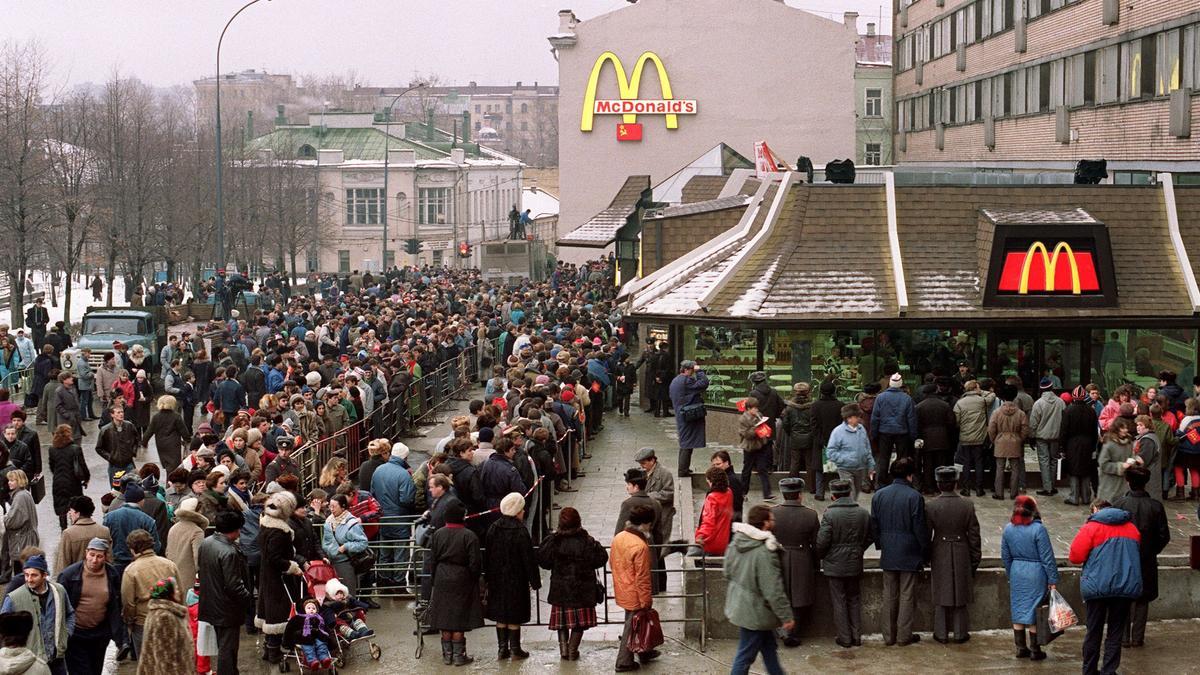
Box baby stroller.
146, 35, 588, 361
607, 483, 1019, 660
279, 563, 381, 671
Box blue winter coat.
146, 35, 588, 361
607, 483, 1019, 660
103, 503, 161, 563
826, 423, 875, 472
869, 478, 928, 572
1000, 520, 1059, 624
1068, 507, 1143, 601
670, 371, 710, 450
478, 453, 526, 510
586, 359, 611, 388
869, 387, 918, 439
370, 456, 416, 516
321, 515, 368, 564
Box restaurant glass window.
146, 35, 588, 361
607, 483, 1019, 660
1089, 328, 1197, 397
683, 324, 758, 407
883, 329, 987, 393
992, 333, 1036, 390
1042, 334, 1083, 391
763, 329, 881, 401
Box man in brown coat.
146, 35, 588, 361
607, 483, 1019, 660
925, 466, 982, 643
988, 385, 1030, 500
54, 496, 111, 574
771, 477, 820, 647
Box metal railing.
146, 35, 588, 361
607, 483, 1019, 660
291, 342, 486, 492
0, 364, 34, 397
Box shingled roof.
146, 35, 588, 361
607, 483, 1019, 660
557, 175, 650, 247
625, 179, 1200, 323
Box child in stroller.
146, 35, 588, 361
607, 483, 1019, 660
321, 578, 374, 640
283, 598, 334, 671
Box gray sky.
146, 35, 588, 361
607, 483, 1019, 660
5, 0, 891, 89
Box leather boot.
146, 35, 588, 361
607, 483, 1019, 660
1013, 629, 1031, 658
440, 639, 453, 665
1030, 637, 1046, 661
496, 626, 510, 659
265, 644, 283, 664
452, 640, 474, 666
508, 627, 530, 659
557, 629, 570, 660
567, 628, 584, 661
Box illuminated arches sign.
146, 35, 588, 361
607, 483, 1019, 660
580, 51, 697, 141
983, 222, 1117, 308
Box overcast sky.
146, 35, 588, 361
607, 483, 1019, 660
5, 0, 891, 90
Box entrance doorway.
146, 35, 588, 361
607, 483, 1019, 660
990, 330, 1087, 393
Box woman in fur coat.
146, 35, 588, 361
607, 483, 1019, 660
137, 577, 194, 675
256, 491, 305, 663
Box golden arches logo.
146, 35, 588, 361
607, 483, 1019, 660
1018, 241, 1081, 295
581, 51, 679, 132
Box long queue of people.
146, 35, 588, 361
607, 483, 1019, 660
0, 258, 643, 674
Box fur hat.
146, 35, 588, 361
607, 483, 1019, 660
325, 578, 350, 599
500, 492, 525, 517
265, 491, 296, 519
178, 497, 199, 514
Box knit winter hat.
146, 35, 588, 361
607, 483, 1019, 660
391, 443, 410, 460
500, 492, 525, 517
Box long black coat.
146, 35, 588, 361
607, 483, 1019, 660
1060, 400, 1099, 477
426, 525, 484, 632
925, 493, 982, 607
54, 386, 83, 439
537, 528, 608, 608
771, 501, 820, 608
1111, 490, 1170, 601
143, 410, 189, 474
915, 396, 957, 452
483, 516, 541, 624
257, 515, 302, 633
48, 441, 87, 516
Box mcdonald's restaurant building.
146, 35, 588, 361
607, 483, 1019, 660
548, 0, 861, 264
617, 171, 1200, 426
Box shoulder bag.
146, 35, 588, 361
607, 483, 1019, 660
679, 402, 707, 423
334, 517, 376, 575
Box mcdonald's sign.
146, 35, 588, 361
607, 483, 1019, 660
580, 51, 697, 139
996, 241, 1101, 295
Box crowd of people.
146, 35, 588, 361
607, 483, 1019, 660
0, 254, 1192, 674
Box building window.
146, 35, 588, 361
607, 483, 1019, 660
865, 88, 882, 117
474, 104, 481, 113
298, 144, 315, 158
306, 247, 319, 272
418, 187, 453, 225
864, 143, 882, 165
383, 249, 395, 269
474, 121, 481, 130
520, 103, 528, 113
345, 188, 383, 225
337, 250, 350, 274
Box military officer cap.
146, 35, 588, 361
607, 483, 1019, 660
934, 465, 960, 482
829, 479, 853, 496
634, 447, 656, 462
779, 477, 806, 494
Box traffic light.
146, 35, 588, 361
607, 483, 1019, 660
404, 238, 420, 255
458, 242, 472, 258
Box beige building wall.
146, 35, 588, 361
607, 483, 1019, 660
555, 0, 857, 261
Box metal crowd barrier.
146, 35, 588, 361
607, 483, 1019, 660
0, 364, 33, 395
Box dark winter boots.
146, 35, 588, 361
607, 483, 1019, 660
1014, 629, 1031, 658
509, 627, 530, 659
440, 639, 453, 665
452, 639, 474, 666
496, 627, 511, 659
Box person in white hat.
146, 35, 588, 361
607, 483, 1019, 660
869, 373, 918, 489
368, 440, 414, 587
483, 492, 540, 660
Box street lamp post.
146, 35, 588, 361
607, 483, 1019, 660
381, 83, 425, 272
215, 0, 268, 272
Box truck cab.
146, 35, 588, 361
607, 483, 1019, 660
75, 307, 167, 372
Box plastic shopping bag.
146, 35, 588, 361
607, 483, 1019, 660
1048, 589, 1078, 633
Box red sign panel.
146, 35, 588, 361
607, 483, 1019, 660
996, 242, 1100, 294
616, 123, 643, 142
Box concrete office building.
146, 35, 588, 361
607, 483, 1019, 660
893, 0, 1200, 180
550, 0, 860, 262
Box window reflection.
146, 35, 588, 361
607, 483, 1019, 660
682, 325, 756, 406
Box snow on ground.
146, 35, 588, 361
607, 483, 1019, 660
20, 271, 129, 329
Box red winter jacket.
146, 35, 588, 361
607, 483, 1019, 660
695, 488, 734, 555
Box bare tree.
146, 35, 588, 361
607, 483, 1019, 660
43, 89, 98, 324
0, 40, 52, 327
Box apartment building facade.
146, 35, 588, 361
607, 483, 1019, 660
893, 0, 1200, 179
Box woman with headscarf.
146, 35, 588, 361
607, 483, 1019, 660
131, 370, 155, 432
483, 493, 541, 660
1000, 495, 1058, 661
136, 577, 193, 675
321, 493, 368, 595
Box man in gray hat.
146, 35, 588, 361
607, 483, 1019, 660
816, 479, 873, 648
58, 537, 122, 675
772, 477, 820, 647
925, 465, 981, 644
637, 448, 676, 593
